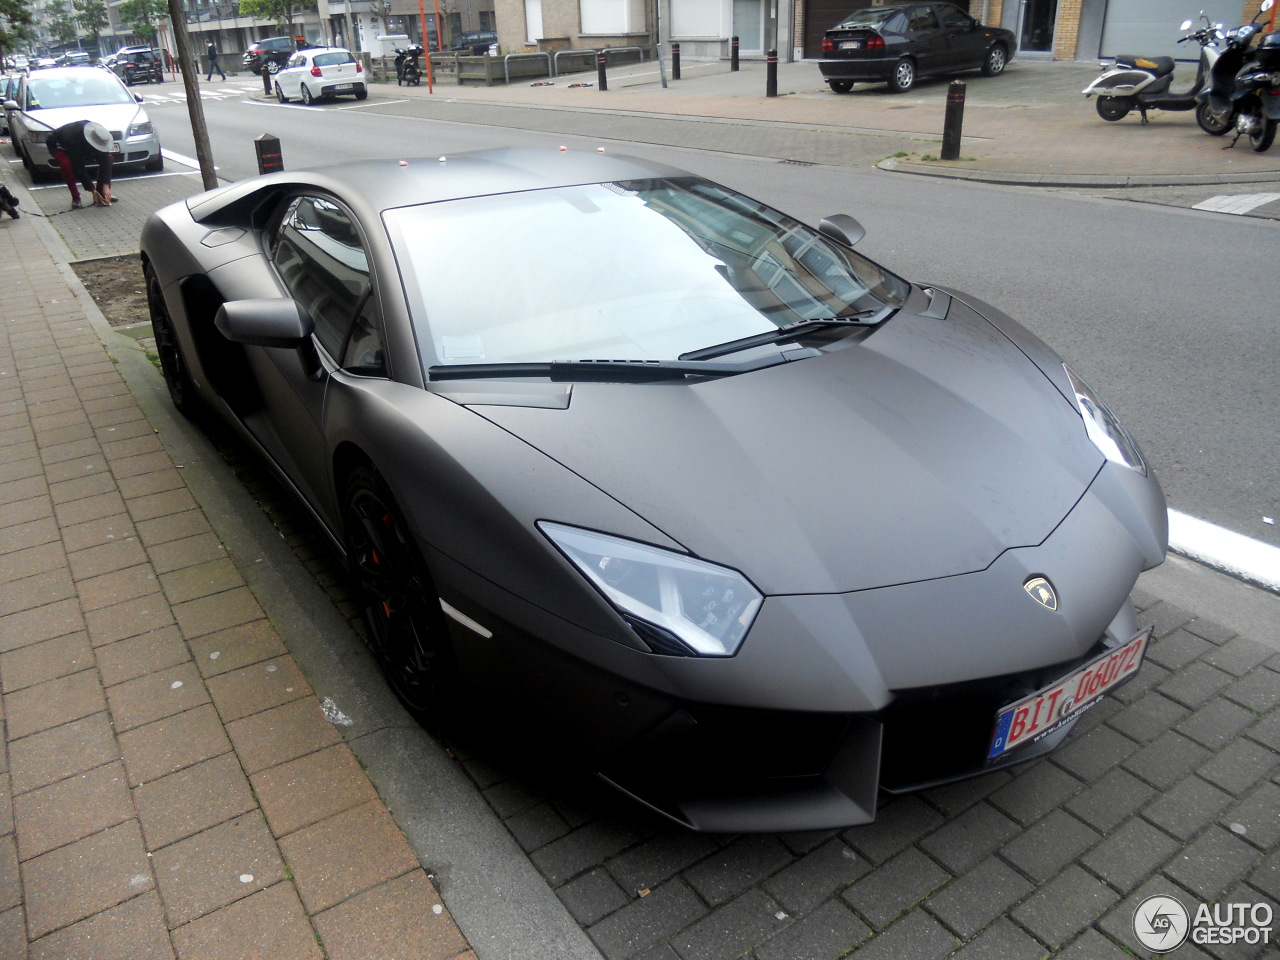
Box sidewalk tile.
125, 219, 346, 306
761, 839, 869, 914
60, 511, 134, 554
188, 620, 288, 679
135, 509, 210, 548
999, 809, 1102, 884
0, 475, 46, 507
0, 542, 63, 586
85, 591, 174, 646
173, 587, 265, 639
8, 712, 119, 795
117, 465, 185, 501
1079, 816, 1181, 894
225, 697, 343, 776
151, 811, 286, 926
75, 562, 160, 612
844, 796, 944, 866
279, 800, 420, 914
0, 630, 93, 693
836, 909, 957, 960
169, 882, 322, 960
314, 870, 470, 960
0, 518, 59, 558
918, 802, 1020, 875
586, 879, 707, 960
924, 856, 1034, 939
118, 703, 232, 786
205, 655, 312, 723
133, 752, 256, 850
14, 760, 133, 860
21, 820, 153, 939
96, 625, 189, 687
683, 834, 794, 908
146, 531, 227, 576
754, 899, 870, 960
842, 848, 950, 929
0, 568, 75, 618
1165, 826, 1263, 901
988, 761, 1082, 826
160, 557, 243, 605
1010, 865, 1118, 950
253, 743, 381, 838
47, 466, 116, 504
0, 835, 18, 911
106, 660, 210, 733
0, 905, 24, 960
29, 890, 173, 960
4, 669, 106, 739
44, 453, 108, 487
125, 487, 198, 526
67, 535, 148, 581
671, 888, 788, 960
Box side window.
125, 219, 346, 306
937, 5, 972, 29
908, 6, 941, 31
271, 196, 387, 376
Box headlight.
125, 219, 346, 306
538, 522, 762, 657
127, 121, 153, 136
1064, 364, 1147, 475
28, 129, 49, 143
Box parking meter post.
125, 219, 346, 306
672, 42, 680, 80
597, 51, 608, 91
941, 79, 966, 160
254, 133, 284, 174
731, 35, 740, 71
766, 48, 777, 97
261, 64, 271, 95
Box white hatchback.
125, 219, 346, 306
274, 47, 367, 105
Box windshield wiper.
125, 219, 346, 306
429, 349, 821, 383
679, 310, 884, 362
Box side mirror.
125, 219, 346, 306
2, 99, 16, 110
818, 214, 866, 248
1263, 0, 1274, 12
134, 93, 144, 103
214, 298, 323, 379
1180, 19, 1193, 30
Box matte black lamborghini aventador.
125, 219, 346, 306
141, 148, 1167, 831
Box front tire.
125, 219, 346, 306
144, 149, 163, 172
827, 79, 854, 93
145, 263, 198, 417
342, 466, 452, 723
981, 44, 1007, 77
887, 58, 915, 93
1251, 117, 1277, 152
1095, 96, 1132, 121
275, 82, 289, 103
1196, 101, 1232, 136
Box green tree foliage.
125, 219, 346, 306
118, 0, 167, 42
0, 0, 34, 60
73, 0, 109, 46
238, 0, 315, 34
51, 13, 79, 45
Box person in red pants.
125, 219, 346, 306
47, 120, 116, 209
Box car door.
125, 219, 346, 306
279, 52, 306, 97
936, 2, 986, 70
903, 4, 947, 75
242, 193, 388, 511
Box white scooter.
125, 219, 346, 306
1083, 15, 1230, 133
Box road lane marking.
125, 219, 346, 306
1192, 193, 1280, 214
1169, 509, 1280, 592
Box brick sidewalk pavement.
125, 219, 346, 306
0, 211, 474, 959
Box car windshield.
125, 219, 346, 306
386, 177, 908, 367
26, 73, 132, 109
834, 7, 903, 29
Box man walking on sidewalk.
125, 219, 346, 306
207, 40, 227, 81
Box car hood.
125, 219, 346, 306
21, 102, 144, 134
467, 297, 1103, 595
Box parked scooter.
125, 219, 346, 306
395, 45, 423, 86
1196, 0, 1280, 151
1083, 16, 1228, 128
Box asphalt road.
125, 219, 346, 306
140, 81, 1280, 557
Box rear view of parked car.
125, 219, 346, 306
113, 46, 164, 85
273, 47, 366, 104
243, 36, 294, 75
820, 1, 1016, 93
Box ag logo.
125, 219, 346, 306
1134, 894, 1191, 952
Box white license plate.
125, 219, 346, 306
840, 40, 861, 50
988, 627, 1150, 759
334, 83, 353, 90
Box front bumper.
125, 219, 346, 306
30, 132, 161, 170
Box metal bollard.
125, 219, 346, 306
672, 42, 680, 81
766, 48, 777, 98
941, 80, 966, 160
254, 133, 283, 174
731, 35, 739, 71
597, 51, 608, 91
261, 65, 271, 95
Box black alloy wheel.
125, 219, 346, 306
343, 466, 451, 723
267, 59, 281, 75
145, 263, 198, 416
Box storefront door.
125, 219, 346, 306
1017, 0, 1057, 54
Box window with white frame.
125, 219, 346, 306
580, 0, 645, 34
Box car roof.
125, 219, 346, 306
188, 148, 693, 225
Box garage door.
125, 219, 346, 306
1100, 0, 1242, 60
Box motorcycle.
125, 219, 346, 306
1083, 15, 1227, 128
1196, 0, 1280, 151
395, 45, 423, 86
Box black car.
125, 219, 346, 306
819, 1, 1017, 93
451, 31, 497, 54
242, 36, 294, 74
113, 46, 164, 84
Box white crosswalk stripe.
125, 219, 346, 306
1191, 193, 1280, 214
